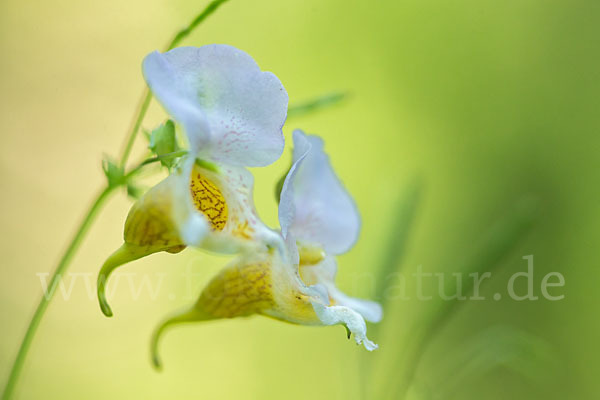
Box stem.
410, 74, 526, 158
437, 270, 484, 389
118, 0, 230, 169
118, 90, 152, 168
1, 186, 114, 400
167, 0, 230, 50
2, 1, 230, 397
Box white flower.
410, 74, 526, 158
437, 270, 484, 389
151, 130, 381, 364
278, 130, 382, 349
98, 45, 288, 316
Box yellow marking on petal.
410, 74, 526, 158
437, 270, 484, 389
267, 288, 320, 325
231, 219, 255, 240
99, 181, 187, 317
124, 184, 185, 252
189, 166, 228, 231
197, 261, 275, 318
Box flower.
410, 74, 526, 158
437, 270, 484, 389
97, 45, 288, 316
151, 130, 382, 367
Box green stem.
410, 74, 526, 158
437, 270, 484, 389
1, 150, 189, 399
167, 0, 230, 50
2, 1, 230, 397
1, 186, 114, 400
118, 0, 230, 169
118, 89, 152, 168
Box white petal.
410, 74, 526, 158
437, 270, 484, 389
301, 257, 382, 323
278, 130, 311, 239
142, 45, 287, 166
311, 302, 378, 351
327, 287, 383, 323
211, 164, 281, 248
169, 157, 212, 247
196, 160, 285, 252
284, 232, 300, 266
156, 157, 279, 254
178, 207, 209, 246
286, 130, 361, 255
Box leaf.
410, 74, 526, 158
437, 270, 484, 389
375, 178, 423, 309
287, 92, 348, 119
432, 325, 557, 397
148, 120, 180, 169
388, 196, 539, 399
358, 180, 423, 399
427, 197, 539, 329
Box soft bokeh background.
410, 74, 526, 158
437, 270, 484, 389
1, 0, 599, 399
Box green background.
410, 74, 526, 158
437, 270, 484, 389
1, 0, 598, 398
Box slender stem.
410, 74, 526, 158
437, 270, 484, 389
118, 89, 152, 168
118, 0, 230, 169
1, 186, 114, 400
2, 2, 230, 397
1, 150, 189, 399
167, 0, 230, 50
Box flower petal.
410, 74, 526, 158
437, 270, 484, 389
142, 45, 288, 166
285, 130, 361, 255
327, 287, 383, 324
279, 130, 311, 240
311, 302, 378, 351
300, 256, 382, 323
121, 155, 281, 256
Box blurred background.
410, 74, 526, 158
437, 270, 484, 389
1, 0, 599, 398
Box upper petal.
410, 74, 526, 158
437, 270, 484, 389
278, 130, 311, 240
142, 45, 288, 166
284, 130, 361, 255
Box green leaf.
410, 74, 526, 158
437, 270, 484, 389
166, 0, 231, 50
102, 157, 125, 188
432, 325, 556, 397
287, 92, 348, 119
388, 197, 539, 399
148, 120, 180, 169
431, 196, 539, 323
375, 179, 423, 308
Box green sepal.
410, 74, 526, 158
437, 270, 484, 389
148, 120, 180, 169
102, 157, 125, 188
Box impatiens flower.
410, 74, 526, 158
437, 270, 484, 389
151, 130, 382, 367
97, 45, 288, 316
